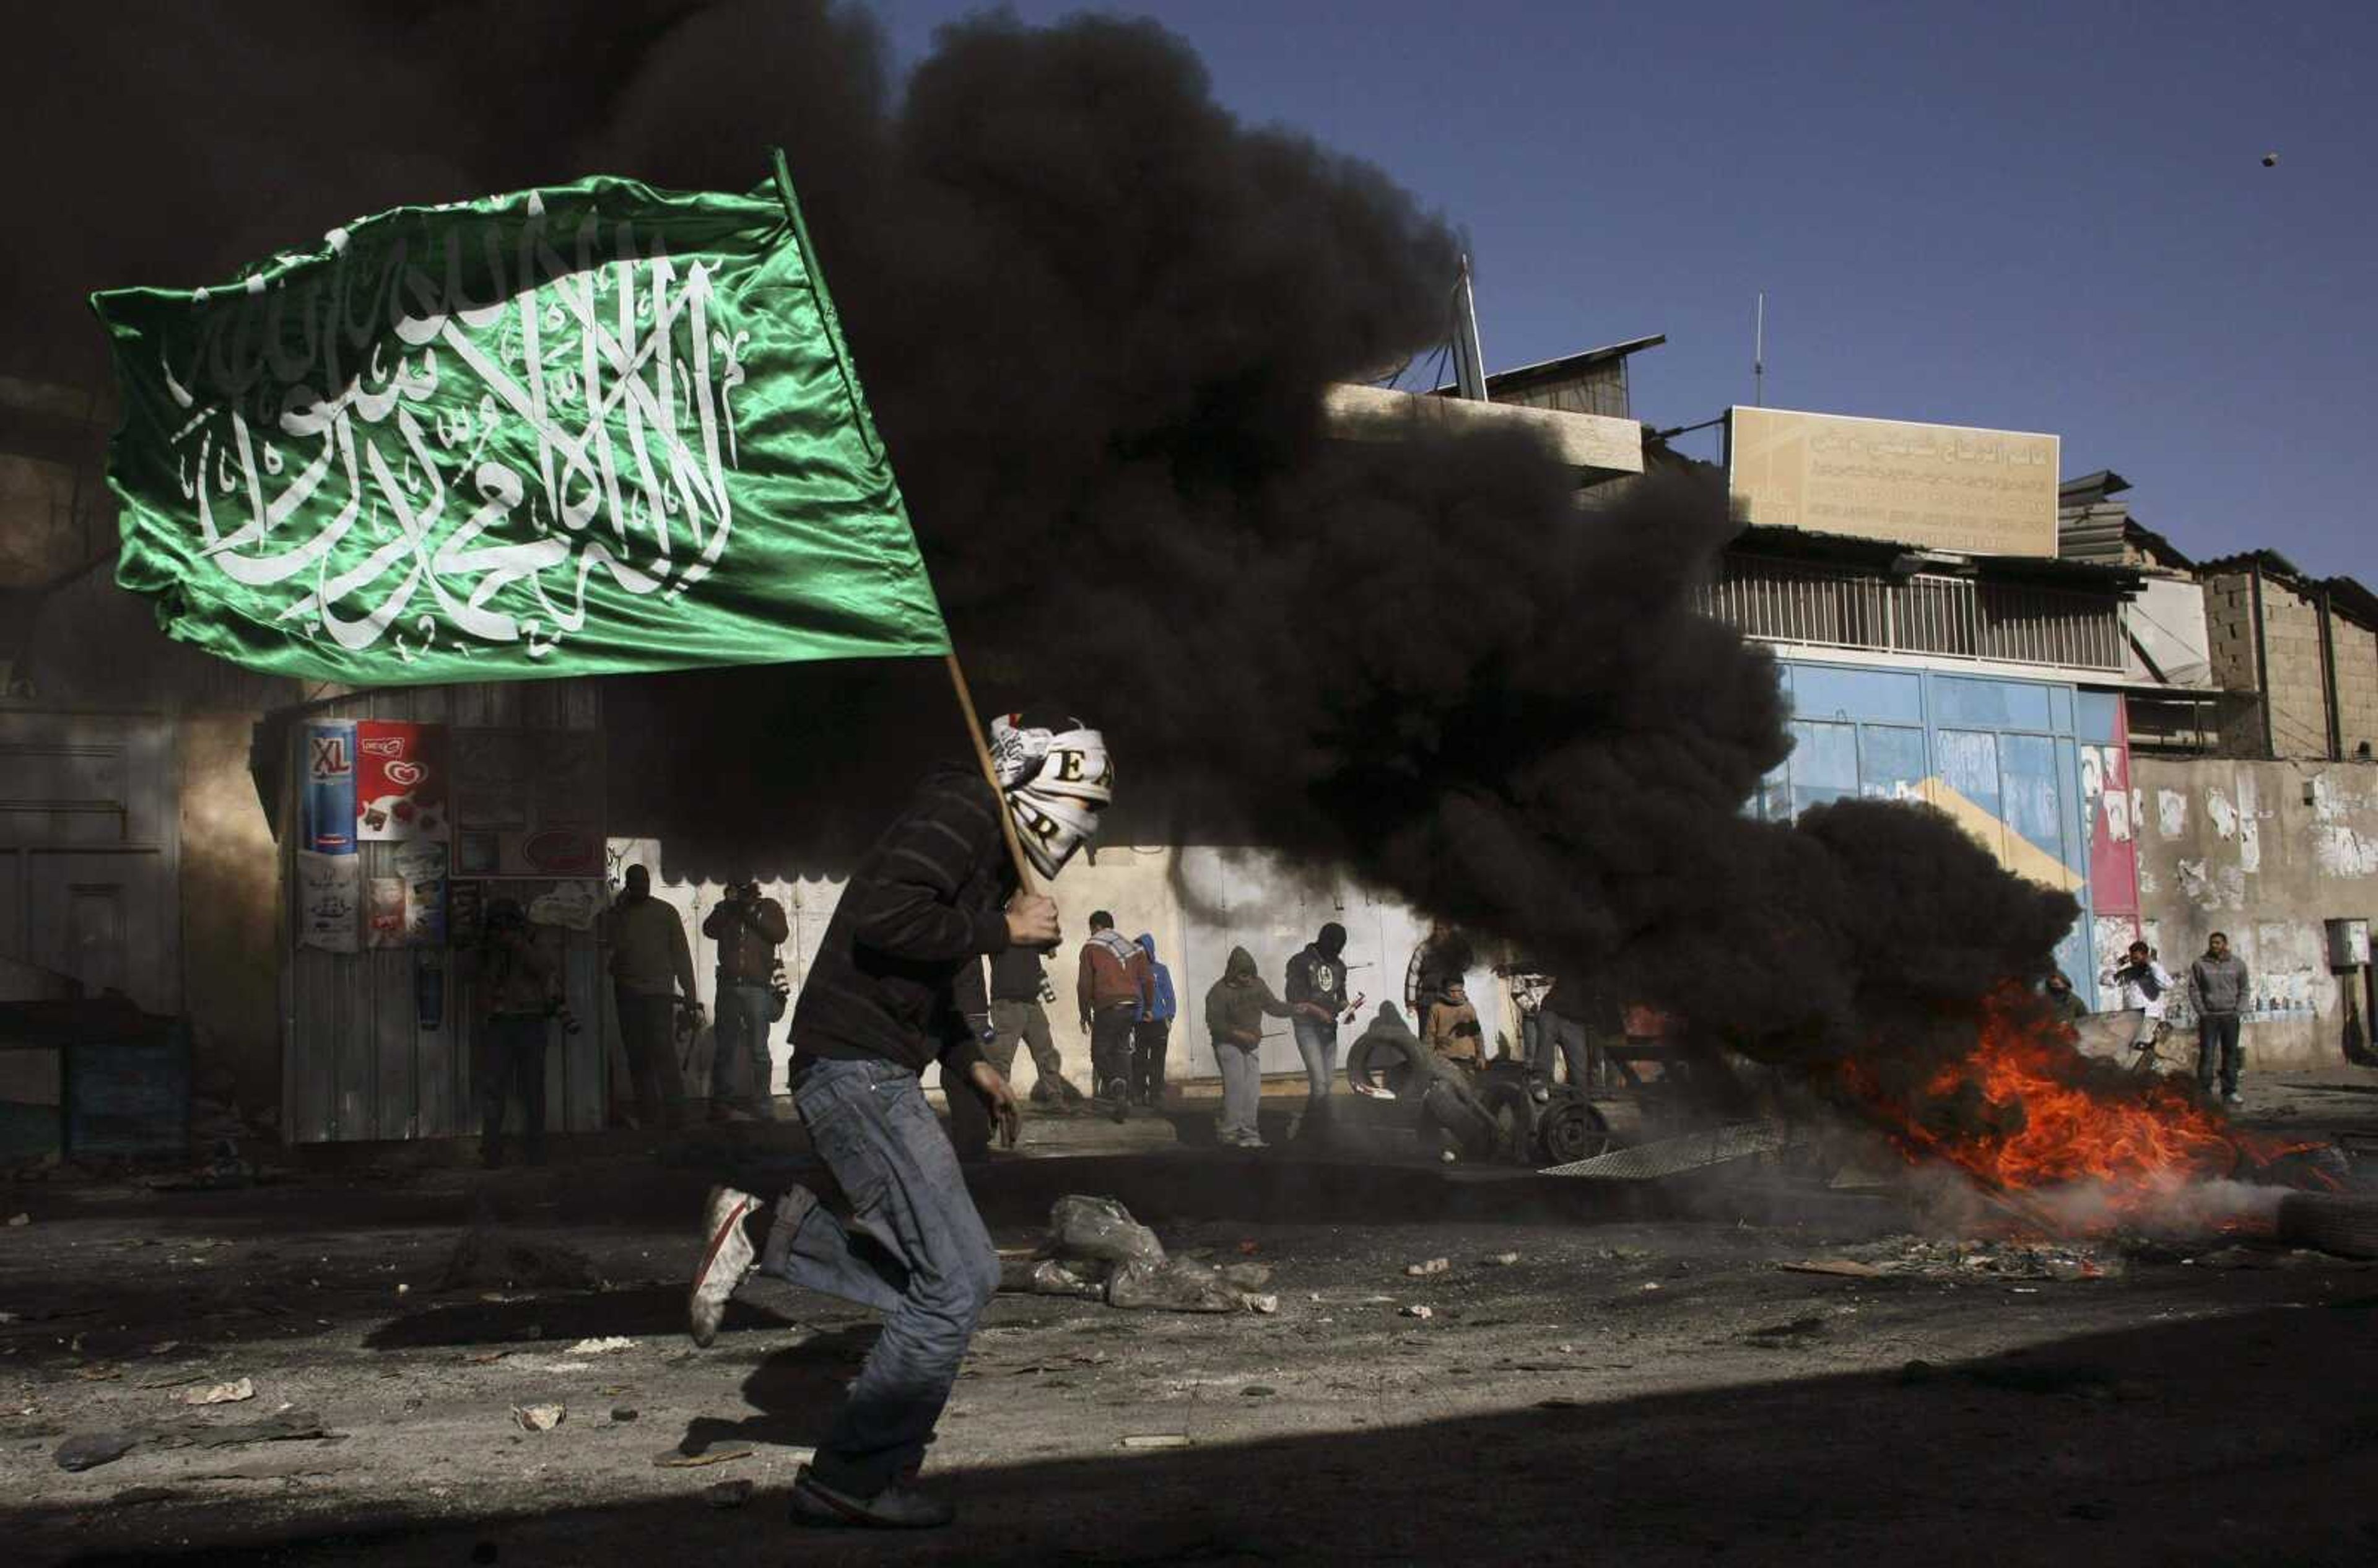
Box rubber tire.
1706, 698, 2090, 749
2275, 1193, 2378, 1259
1536, 1095, 1614, 1166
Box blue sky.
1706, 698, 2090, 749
874, 1, 2374, 578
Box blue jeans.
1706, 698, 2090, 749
1534, 1013, 1592, 1086
763, 1056, 1001, 1494
1216, 1039, 1263, 1141
710, 978, 777, 1114
1291, 1016, 1337, 1122
477, 1012, 549, 1164
2197, 1013, 2244, 1095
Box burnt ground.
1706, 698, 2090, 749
5, 1070, 2378, 1567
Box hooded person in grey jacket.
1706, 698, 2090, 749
2189, 931, 2251, 1104
1205, 946, 1292, 1148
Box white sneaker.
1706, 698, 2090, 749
689, 1185, 759, 1348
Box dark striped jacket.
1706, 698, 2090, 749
790, 765, 1011, 1080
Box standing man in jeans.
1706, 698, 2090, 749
463, 897, 557, 1168
986, 942, 1084, 1106
1130, 931, 1176, 1107
1077, 911, 1154, 1122
602, 864, 700, 1130
1206, 945, 1294, 1147
703, 878, 788, 1121
687, 707, 1107, 1531
2190, 931, 2251, 1105
1284, 921, 1352, 1141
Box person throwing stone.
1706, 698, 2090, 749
687, 706, 1110, 1530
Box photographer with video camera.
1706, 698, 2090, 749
462, 897, 558, 1168
702, 877, 789, 1122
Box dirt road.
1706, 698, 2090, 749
7, 1081, 2378, 1566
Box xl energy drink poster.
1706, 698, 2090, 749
302, 721, 358, 856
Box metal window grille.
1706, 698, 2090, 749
1700, 557, 2123, 673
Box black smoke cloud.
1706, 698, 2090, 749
8, 2, 2075, 1076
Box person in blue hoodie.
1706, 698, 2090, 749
1131, 932, 1178, 1108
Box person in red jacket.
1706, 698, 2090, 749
1077, 909, 1154, 1122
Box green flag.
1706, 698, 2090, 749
91, 154, 950, 685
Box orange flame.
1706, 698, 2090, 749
1838, 990, 2317, 1221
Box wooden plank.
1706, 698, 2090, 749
415, 947, 457, 1137
287, 951, 335, 1143
559, 933, 604, 1132
370, 946, 416, 1139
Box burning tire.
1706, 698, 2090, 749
2275, 1193, 2378, 1260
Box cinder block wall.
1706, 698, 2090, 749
2203, 571, 2269, 756
2335, 614, 2378, 760
2258, 576, 2334, 759
2130, 756, 2377, 1071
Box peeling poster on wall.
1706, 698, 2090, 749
297, 851, 360, 952
396, 842, 448, 946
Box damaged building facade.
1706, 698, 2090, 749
11, 338, 2371, 1152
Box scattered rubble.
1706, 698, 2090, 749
1120, 1433, 1190, 1449
1783, 1236, 2130, 1282
997, 1196, 1279, 1313
1401, 1305, 1434, 1320
438, 1232, 603, 1294
511, 1403, 565, 1432
655, 1445, 749, 1468
566, 1336, 635, 1356
1405, 1258, 1450, 1278
180, 1377, 255, 1406
1484, 1252, 1522, 1267
54, 1430, 139, 1471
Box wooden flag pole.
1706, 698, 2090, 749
945, 651, 1041, 897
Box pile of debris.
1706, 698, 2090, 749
1784, 1235, 2129, 1282
1000, 1196, 1276, 1313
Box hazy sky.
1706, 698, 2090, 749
876, 0, 2374, 578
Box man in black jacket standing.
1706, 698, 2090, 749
686, 707, 1109, 1530
1284, 921, 1352, 1140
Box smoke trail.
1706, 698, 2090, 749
6, 2, 2078, 1079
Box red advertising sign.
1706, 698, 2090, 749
355, 721, 450, 843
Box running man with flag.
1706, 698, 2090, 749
94, 152, 1091, 1532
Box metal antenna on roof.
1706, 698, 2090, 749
1452, 252, 1489, 403
1753, 290, 1766, 408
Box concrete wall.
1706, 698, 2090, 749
607, 837, 1487, 1103
177, 714, 284, 1122
2130, 756, 2378, 1070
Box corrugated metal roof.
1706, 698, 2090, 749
1429, 333, 1666, 398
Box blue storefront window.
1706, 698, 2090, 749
1933, 674, 2053, 732
1788, 664, 1925, 725
1788, 720, 1860, 815
1858, 725, 1928, 802
1767, 660, 2096, 990
1999, 733, 2066, 865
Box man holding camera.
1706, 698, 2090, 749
463, 897, 557, 1168
703, 878, 790, 1121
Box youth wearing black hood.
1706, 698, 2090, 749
1283, 921, 1352, 1138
